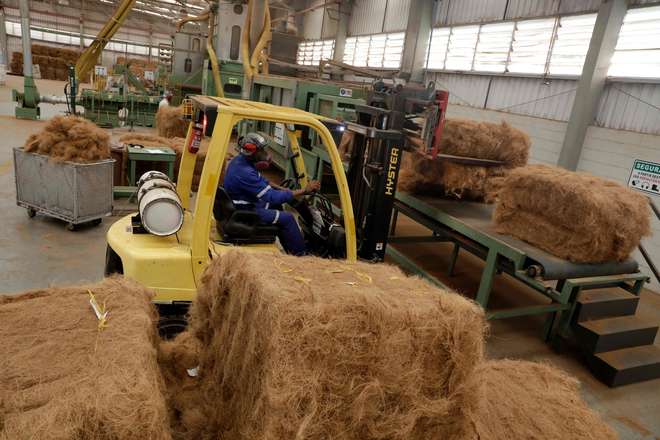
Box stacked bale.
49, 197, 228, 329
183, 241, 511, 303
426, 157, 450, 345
166, 249, 487, 440
0, 277, 172, 440
116, 56, 159, 81
24, 115, 111, 162
464, 360, 618, 440
494, 164, 651, 263
156, 106, 189, 138
398, 119, 530, 202
10, 45, 79, 80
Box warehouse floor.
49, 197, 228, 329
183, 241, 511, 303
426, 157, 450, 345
0, 76, 658, 439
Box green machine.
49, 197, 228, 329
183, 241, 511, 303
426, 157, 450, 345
80, 90, 161, 128
245, 74, 367, 181
201, 60, 244, 99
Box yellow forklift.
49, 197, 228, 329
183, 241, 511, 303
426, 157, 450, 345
105, 97, 359, 329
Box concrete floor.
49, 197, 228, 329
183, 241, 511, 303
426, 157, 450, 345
1, 76, 659, 439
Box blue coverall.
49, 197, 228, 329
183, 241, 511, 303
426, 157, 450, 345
223, 154, 306, 255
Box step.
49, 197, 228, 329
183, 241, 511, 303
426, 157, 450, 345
587, 345, 660, 387
574, 316, 658, 353
575, 289, 639, 322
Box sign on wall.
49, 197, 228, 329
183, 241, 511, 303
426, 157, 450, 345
628, 159, 660, 197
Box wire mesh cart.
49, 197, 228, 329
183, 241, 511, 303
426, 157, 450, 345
13, 148, 115, 230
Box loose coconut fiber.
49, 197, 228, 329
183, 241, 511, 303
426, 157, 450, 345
398, 119, 530, 201
172, 249, 486, 440
465, 360, 617, 440
0, 277, 171, 440
494, 164, 651, 263
24, 115, 111, 162
156, 106, 189, 138
119, 133, 184, 150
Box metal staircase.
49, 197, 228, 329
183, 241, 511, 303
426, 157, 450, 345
573, 289, 660, 386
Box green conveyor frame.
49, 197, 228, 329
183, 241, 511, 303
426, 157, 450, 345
387, 192, 649, 341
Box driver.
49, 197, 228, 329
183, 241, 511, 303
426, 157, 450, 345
222, 133, 320, 255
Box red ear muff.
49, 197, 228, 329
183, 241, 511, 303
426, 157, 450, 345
243, 143, 257, 154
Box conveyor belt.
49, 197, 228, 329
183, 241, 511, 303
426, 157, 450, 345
395, 193, 639, 280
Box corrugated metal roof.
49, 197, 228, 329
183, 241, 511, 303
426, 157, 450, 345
596, 82, 660, 135
435, 0, 603, 24
349, 0, 387, 35
383, 0, 411, 32
504, 0, 560, 19
434, 0, 508, 25
427, 72, 490, 107
558, 0, 602, 14
485, 76, 577, 120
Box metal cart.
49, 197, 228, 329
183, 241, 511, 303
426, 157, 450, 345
13, 148, 115, 230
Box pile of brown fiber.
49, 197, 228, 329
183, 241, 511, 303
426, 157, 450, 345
164, 249, 487, 440
156, 106, 189, 138
464, 360, 617, 440
398, 119, 530, 201
10, 45, 79, 80
119, 133, 184, 149
494, 164, 651, 263
0, 277, 171, 440
24, 115, 111, 162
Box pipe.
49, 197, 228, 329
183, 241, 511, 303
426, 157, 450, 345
19, 0, 33, 77
249, 0, 267, 54
241, 0, 255, 80
0, 7, 8, 67
248, 2, 271, 75
206, 7, 223, 97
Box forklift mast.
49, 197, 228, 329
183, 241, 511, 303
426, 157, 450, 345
346, 81, 448, 261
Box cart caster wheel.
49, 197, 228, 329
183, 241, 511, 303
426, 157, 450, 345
27, 208, 36, 218
91, 218, 102, 226
66, 223, 77, 231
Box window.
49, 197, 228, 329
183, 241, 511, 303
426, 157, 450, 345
474, 22, 514, 73
343, 32, 405, 69
549, 14, 596, 75
508, 18, 555, 74
426, 28, 450, 70
445, 25, 479, 71
296, 39, 335, 66
426, 13, 597, 77
609, 5, 660, 79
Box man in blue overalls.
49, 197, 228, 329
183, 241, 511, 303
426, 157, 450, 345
223, 133, 320, 255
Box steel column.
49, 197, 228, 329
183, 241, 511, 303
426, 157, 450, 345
399, 0, 433, 83
558, 0, 627, 170
0, 7, 8, 67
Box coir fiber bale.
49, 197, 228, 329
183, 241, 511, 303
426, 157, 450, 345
24, 115, 111, 162
464, 360, 617, 440
397, 119, 530, 201
0, 277, 172, 440
493, 164, 651, 263
176, 249, 486, 440
156, 106, 189, 138
158, 332, 203, 439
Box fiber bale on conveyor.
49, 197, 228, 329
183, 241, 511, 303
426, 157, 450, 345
167, 249, 487, 440
398, 119, 530, 201
24, 115, 111, 163
494, 164, 651, 263
465, 360, 617, 440
156, 106, 190, 138
0, 277, 172, 440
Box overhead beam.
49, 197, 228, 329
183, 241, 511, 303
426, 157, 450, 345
557, 0, 627, 171
399, 0, 433, 83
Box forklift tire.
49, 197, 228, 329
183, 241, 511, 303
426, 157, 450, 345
158, 315, 188, 340
104, 245, 124, 276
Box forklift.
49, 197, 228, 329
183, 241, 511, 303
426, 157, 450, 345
104, 84, 447, 332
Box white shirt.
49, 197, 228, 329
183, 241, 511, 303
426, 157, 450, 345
158, 98, 170, 109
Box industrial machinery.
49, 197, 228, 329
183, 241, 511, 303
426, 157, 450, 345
13, 0, 137, 119
105, 97, 357, 305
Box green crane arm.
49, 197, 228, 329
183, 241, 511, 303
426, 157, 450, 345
74, 0, 137, 81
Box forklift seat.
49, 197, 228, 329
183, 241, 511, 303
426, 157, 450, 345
213, 186, 278, 244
